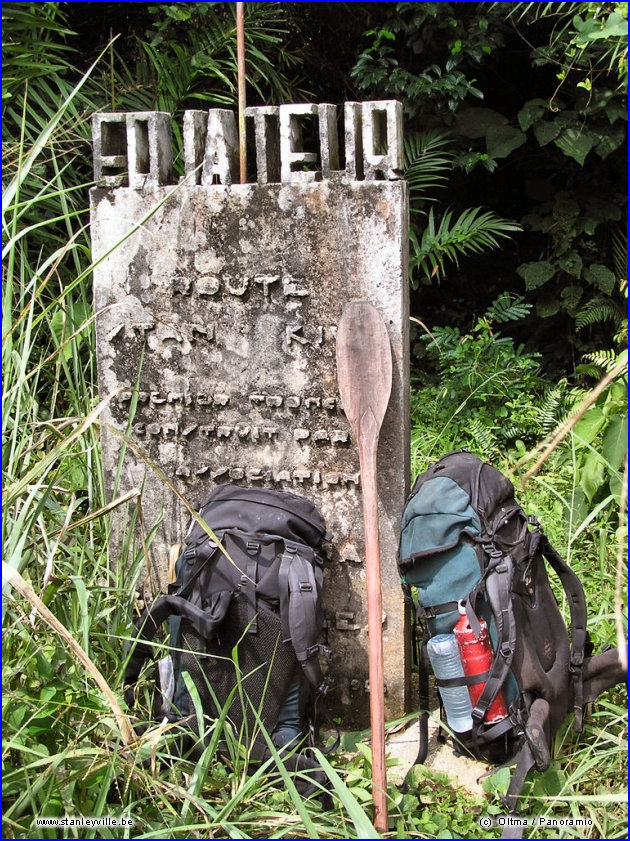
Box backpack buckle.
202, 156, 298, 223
527, 514, 543, 533
500, 641, 513, 658
299, 582, 313, 592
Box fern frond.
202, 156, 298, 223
575, 297, 625, 331
502, 422, 528, 440
582, 349, 624, 373
576, 361, 606, 380
536, 380, 587, 436
485, 292, 531, 324
467, 418, 497, 457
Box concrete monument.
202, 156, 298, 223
91, 101, 409, 725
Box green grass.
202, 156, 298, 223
3, 31, 627, 841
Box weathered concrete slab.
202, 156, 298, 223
91, 103, 409, 727
386, 718, 490, 796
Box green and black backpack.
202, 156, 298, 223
398, 449, 626, 816
124, 484, 332, 797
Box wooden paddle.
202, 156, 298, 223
336, 299, 392, 833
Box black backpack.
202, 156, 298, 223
398, 449, 626, 818
124, 485, 332, 796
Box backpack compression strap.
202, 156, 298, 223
415, 622, 431, 765
278, 542, 327, 693
499, 741, 536, 840
402, 585, 430, 766
123, 590, 233, 707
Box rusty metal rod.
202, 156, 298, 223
236, 2, 247, 183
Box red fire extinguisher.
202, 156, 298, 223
454, 602, 508, 724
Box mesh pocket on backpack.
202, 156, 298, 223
179, 596, 299, 744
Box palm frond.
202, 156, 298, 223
610, 226, 627, 282
411, 207, 522, 281
125, 3, 308, 118
403, 131, 454, 201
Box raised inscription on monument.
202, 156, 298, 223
91, 101, 409, 725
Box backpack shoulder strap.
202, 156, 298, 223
469, 552, 517, 732
539, 535, 588, 729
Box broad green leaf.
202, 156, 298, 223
486, 124, 527, 159
596, 124, 626, 158
530, 766, 566, 797
533, 120, 561, 147
584, 263, 616, 295
610, 470, 624, 498
516, 260, 555, 290
518, 98, 547, 131
560, 283, 583, 310
536, 297, 561, 317
608, 379, 628, 409
579, 452, 606, 502
50, 301, 90, 361
553, 128, 596, 165
39, 687, 57, 702
602, 413, 628, 471
553, 195, 580, 225
454, 107, 508, 139
605, 102, 627, 124
482, 765, 511, 795
574, 406, 605, 445
558, 251, 583, 277
573, 11, 628, 43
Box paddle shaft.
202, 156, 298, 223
358, 410, 388, 833
335, 300, 392, 833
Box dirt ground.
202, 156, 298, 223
385, 715, 492, 796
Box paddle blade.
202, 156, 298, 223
336, 300, 393, 434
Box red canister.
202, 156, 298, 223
454, 606, 508, 724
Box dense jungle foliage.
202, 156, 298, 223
2, 2, 627, 838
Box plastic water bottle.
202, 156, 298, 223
427, 633, 473, 732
